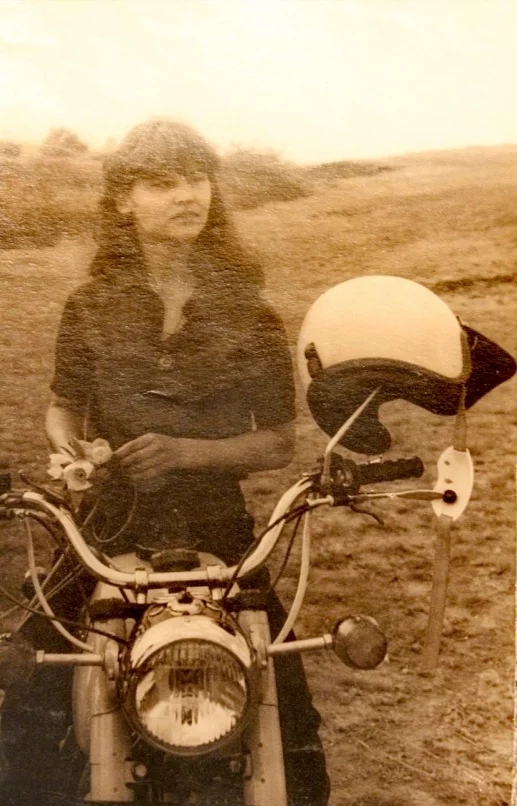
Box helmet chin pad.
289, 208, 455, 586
306, 363, 456, 455
306, 327, 516, 455
307, 379, 393, 454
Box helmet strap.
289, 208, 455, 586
452, 384, 467, 452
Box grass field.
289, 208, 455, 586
0, 145, 515, 805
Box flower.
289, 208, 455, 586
89, 438, 113, 467
62, 459, 95, 492
46, 438, 112, 489
69, 438, 112, 467
47, 452, 74, 480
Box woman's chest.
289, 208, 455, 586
152, 280, 194, 339
84, 295, 254, 400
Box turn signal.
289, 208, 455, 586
332, 615, 387, 670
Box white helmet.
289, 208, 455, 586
297, 275, 515, 454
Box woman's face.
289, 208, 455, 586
118, 165, 212, 244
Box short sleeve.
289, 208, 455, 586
50, 293, 93, 415
247, 306, 296, 429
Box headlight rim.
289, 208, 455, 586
120, 618, 255, 758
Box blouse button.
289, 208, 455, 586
158, 354, 173, 370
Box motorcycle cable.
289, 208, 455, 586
0, 583, 129, 646
12, 501, 129, 617
26, 517, 127, 653
78, 475, 139, 546
0, 552, 66, 628
49, 540, 93, 614
220, 502, 312, 606
0, 532, 79, 638
21, 508, 71, 555
17, 511, 95, 626
266, 511, 304, 598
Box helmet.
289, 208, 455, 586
297, 275, 515, 454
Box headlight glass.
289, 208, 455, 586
127, 639, 250, 755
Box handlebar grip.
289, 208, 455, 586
354, 457, 424, 486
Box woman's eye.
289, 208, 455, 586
150, 179, 178, 190
189, 171, 208, 184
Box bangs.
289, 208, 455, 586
105, 119, 219, 188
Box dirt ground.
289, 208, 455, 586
0, 146, 515, 805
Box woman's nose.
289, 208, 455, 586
173, 177, 195, 202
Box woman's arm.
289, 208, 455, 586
49, 289, 93, 453
45, 396, 85, 453
115, 422, 295, 483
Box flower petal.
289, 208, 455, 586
47, 465, 64, 480
91, 444, 113, 466
63, 459, 95, 492
49, 453, 73, 466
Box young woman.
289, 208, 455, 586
46, 119, 298, 559
43, 119, 329, 805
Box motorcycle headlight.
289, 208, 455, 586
121, 616, 254, 757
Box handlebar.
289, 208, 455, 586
0, 455, 425, 590
0, 482, 313, 590
317, 455, 424, 499
353, 456, 424, 486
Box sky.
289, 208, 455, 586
0, 0, 515, 163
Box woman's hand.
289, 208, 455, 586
116, 422, 295, 484
115, 433, 185, 482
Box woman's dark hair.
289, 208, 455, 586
91, 119, 264, 294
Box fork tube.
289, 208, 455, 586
239, 610, 287, 806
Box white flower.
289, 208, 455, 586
49, 452, 72, 466
46, 438, 112, 489
63, 459, 95, 492
89, 438, 113, 467
69, 438, 112, 467
47, 452, 74, 480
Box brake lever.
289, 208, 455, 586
346, 489, 443, 522
349, 503, 384, 525
350, 489, 444, 503
18, 473, 68, 507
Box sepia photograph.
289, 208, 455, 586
0, 1, 515, 804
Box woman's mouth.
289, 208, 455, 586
173, 210, 200, 221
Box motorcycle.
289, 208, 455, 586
0, 275, 514, 805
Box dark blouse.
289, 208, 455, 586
51, 277, 296, 549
